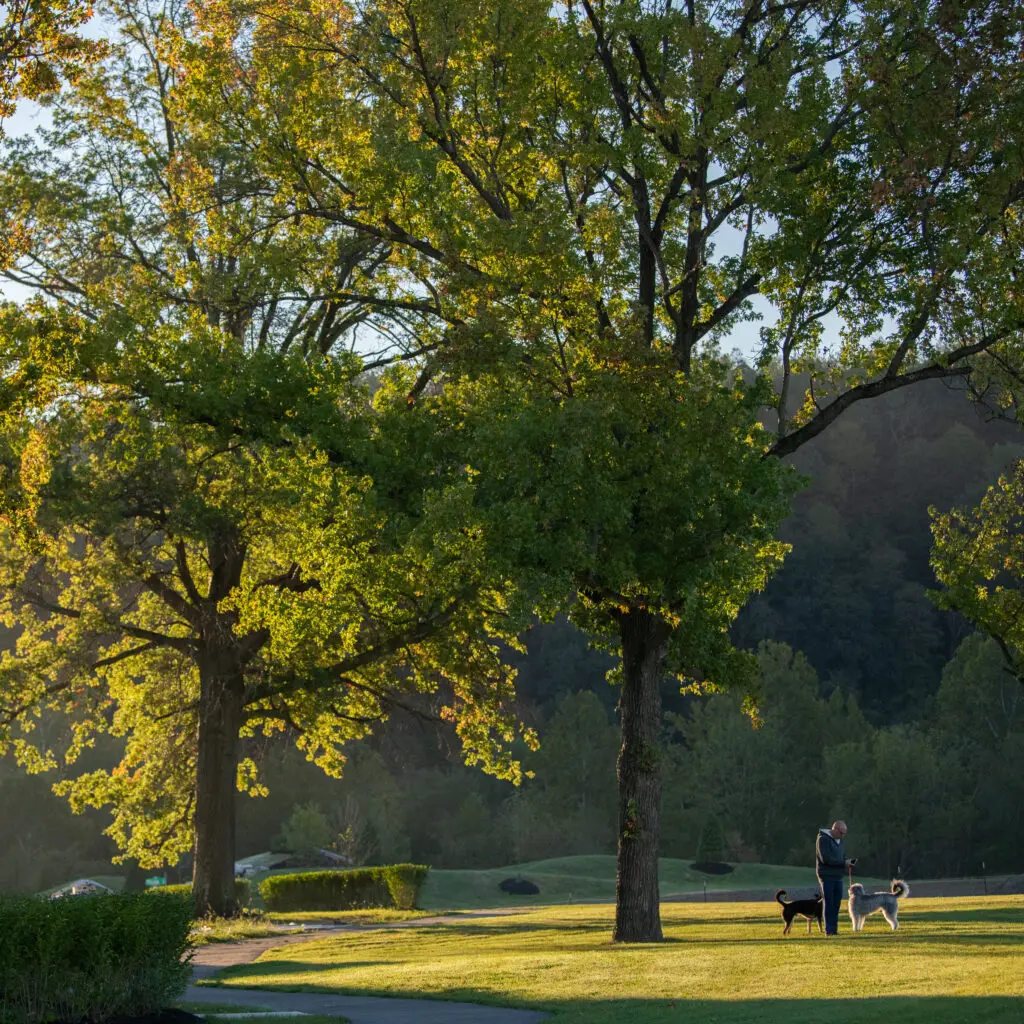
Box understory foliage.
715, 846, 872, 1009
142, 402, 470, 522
0, 891, 192, 1024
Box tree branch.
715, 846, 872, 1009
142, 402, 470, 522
769, 336, 1000, 458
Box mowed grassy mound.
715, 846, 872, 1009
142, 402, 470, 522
208, 896, 1024, 1024
417, 855, 873, 910
248, 855, 858, 912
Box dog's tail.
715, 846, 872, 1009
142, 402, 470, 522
891, 880, 910, 898
775, 889, 788, 905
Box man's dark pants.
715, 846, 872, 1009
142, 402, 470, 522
819, 878, 843, 935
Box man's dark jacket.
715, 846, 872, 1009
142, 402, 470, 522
816, 827, 846, 881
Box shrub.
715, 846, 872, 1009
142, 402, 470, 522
696, 813, 726, 865
259, 864, 429, 912
382, 864, 430, 911
0, 891, 192, 1024
148, 877, 252, 910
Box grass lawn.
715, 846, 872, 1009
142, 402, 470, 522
416, 854, 883, 910
191, 918, 304, 945
205, 895, 1024, 1024
264, 909, 435, 926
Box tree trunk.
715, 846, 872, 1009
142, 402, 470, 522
614, 607, 671, 942
192, 662, 244, 918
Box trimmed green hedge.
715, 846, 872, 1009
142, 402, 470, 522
148, 877, 252, 910
0, 891, 192, 1024
259, 864, 429, 912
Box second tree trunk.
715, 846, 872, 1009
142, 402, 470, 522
613, 607, 670, 942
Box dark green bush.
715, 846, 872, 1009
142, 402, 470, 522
259, 864, 429, 912
382, 863, 429, 911
0, 891, 192, 1024
147, 877, 252, 910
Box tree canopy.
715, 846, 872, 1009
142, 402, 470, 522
0, 1, 534, 917
0, 0, 96, 127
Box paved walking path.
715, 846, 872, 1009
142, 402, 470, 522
187, 914, 549, 1024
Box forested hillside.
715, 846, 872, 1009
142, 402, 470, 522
2, 381, 1022, 892
737, 379, 1024, 718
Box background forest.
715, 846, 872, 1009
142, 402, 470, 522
3, 378, 1022, 893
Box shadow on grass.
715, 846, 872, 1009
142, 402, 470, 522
223, 918, 1024, 954
213, 961, 391, 981
529, 996, 1024, 1024
367, 920, 613, 940
652, 931, 1024, 951
906, 907, 1024, 925
895, 931, 1023, 947
193, 986, 1024, 1024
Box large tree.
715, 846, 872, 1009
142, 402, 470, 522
0, 1, 532, 917
177, 0, 1024, 939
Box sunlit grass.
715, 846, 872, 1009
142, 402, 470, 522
264, 908, 435, 926
190, 917, 303, 945
206, 896, 1024, 1023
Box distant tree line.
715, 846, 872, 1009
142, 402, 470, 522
6, 625, 1020, 893
232, 634, 1021, 882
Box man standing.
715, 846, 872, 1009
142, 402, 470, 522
816, 820, 853, 936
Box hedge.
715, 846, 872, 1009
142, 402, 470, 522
0, 891, 192, 1024
148, 877, 252, 911
259, 864, 429, 912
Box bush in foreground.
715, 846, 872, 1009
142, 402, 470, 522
260, 864, 429, 912
0, 891, 193, 1024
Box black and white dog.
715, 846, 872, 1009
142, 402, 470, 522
848, 880, 910, 931
775, 889, 824, 935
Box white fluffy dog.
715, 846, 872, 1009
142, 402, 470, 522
847, 879, 910, 931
